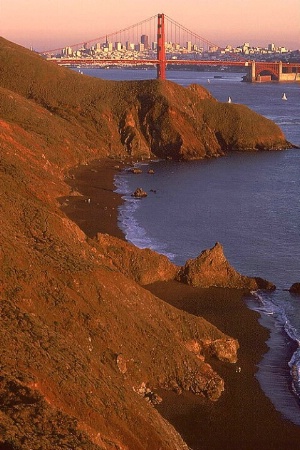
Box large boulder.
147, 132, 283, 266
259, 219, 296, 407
289, 283, 300, 294
177, 242, 275, 290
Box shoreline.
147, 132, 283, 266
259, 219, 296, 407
61, 158, 127, 240
61, 158, 300, 449
148, 282, 300, 449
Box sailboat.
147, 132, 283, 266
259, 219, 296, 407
228, 96, 232, 103
282, 93, 287, 100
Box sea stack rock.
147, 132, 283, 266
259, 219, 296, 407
132, 187, 147, 198
177, 242, 275, 290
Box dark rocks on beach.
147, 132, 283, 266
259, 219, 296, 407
253, 277, 276, 291
132, 187, 148, 198
129, 167, 143, 174
289, 283, 300, 294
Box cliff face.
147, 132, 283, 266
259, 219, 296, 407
0, 37, 293, 166
0, 37, 284, 449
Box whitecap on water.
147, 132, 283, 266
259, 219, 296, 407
247, 291, 300, 425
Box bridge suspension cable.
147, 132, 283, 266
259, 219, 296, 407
41, 14, 158, 55
164, 14, 219, 52
40, 14, 299, 83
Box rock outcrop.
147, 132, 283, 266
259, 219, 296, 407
177, 242, 275, 290
96, 233, 178, 284
96, 235, 275, 291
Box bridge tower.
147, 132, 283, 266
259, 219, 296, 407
157, 13, 166, 80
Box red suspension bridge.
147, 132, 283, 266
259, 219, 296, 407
42, 13, 300, 83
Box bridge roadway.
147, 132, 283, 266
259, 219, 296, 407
50, 58, 300, 82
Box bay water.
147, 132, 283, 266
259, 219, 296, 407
86, 67, 300, 426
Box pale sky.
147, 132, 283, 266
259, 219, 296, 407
0, 0, 299, 51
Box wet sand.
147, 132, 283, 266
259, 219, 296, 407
62, 158, 300, 450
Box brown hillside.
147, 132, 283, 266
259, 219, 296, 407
0, 37, 290, 449
0, 38, 239, 450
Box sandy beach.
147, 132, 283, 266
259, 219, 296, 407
61, 158, 126, 240
63, 158, 300, 450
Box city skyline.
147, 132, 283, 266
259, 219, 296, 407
0, 0, 299, 52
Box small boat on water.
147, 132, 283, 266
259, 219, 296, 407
282, 93, 287, 100
228, 96, 232, 103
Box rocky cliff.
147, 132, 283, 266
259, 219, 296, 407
0, 37, 293, 166
0, 37, 285, 449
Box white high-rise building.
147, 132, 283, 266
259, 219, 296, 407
62, 46, 73, 56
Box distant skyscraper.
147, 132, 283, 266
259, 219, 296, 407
268, 43, 275, 51
141, 35, 149, 50
62, 46, 73, 56
126, 41, 135, 51
136, 43, 145, 52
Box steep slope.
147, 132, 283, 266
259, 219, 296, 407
0, 39, 242, 449
0, 37, 293, 164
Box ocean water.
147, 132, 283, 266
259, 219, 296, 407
88, 68, 300, 426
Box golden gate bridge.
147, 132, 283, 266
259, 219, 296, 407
41, 13, 300, 83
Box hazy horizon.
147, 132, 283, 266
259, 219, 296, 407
1, 0, 299, 52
